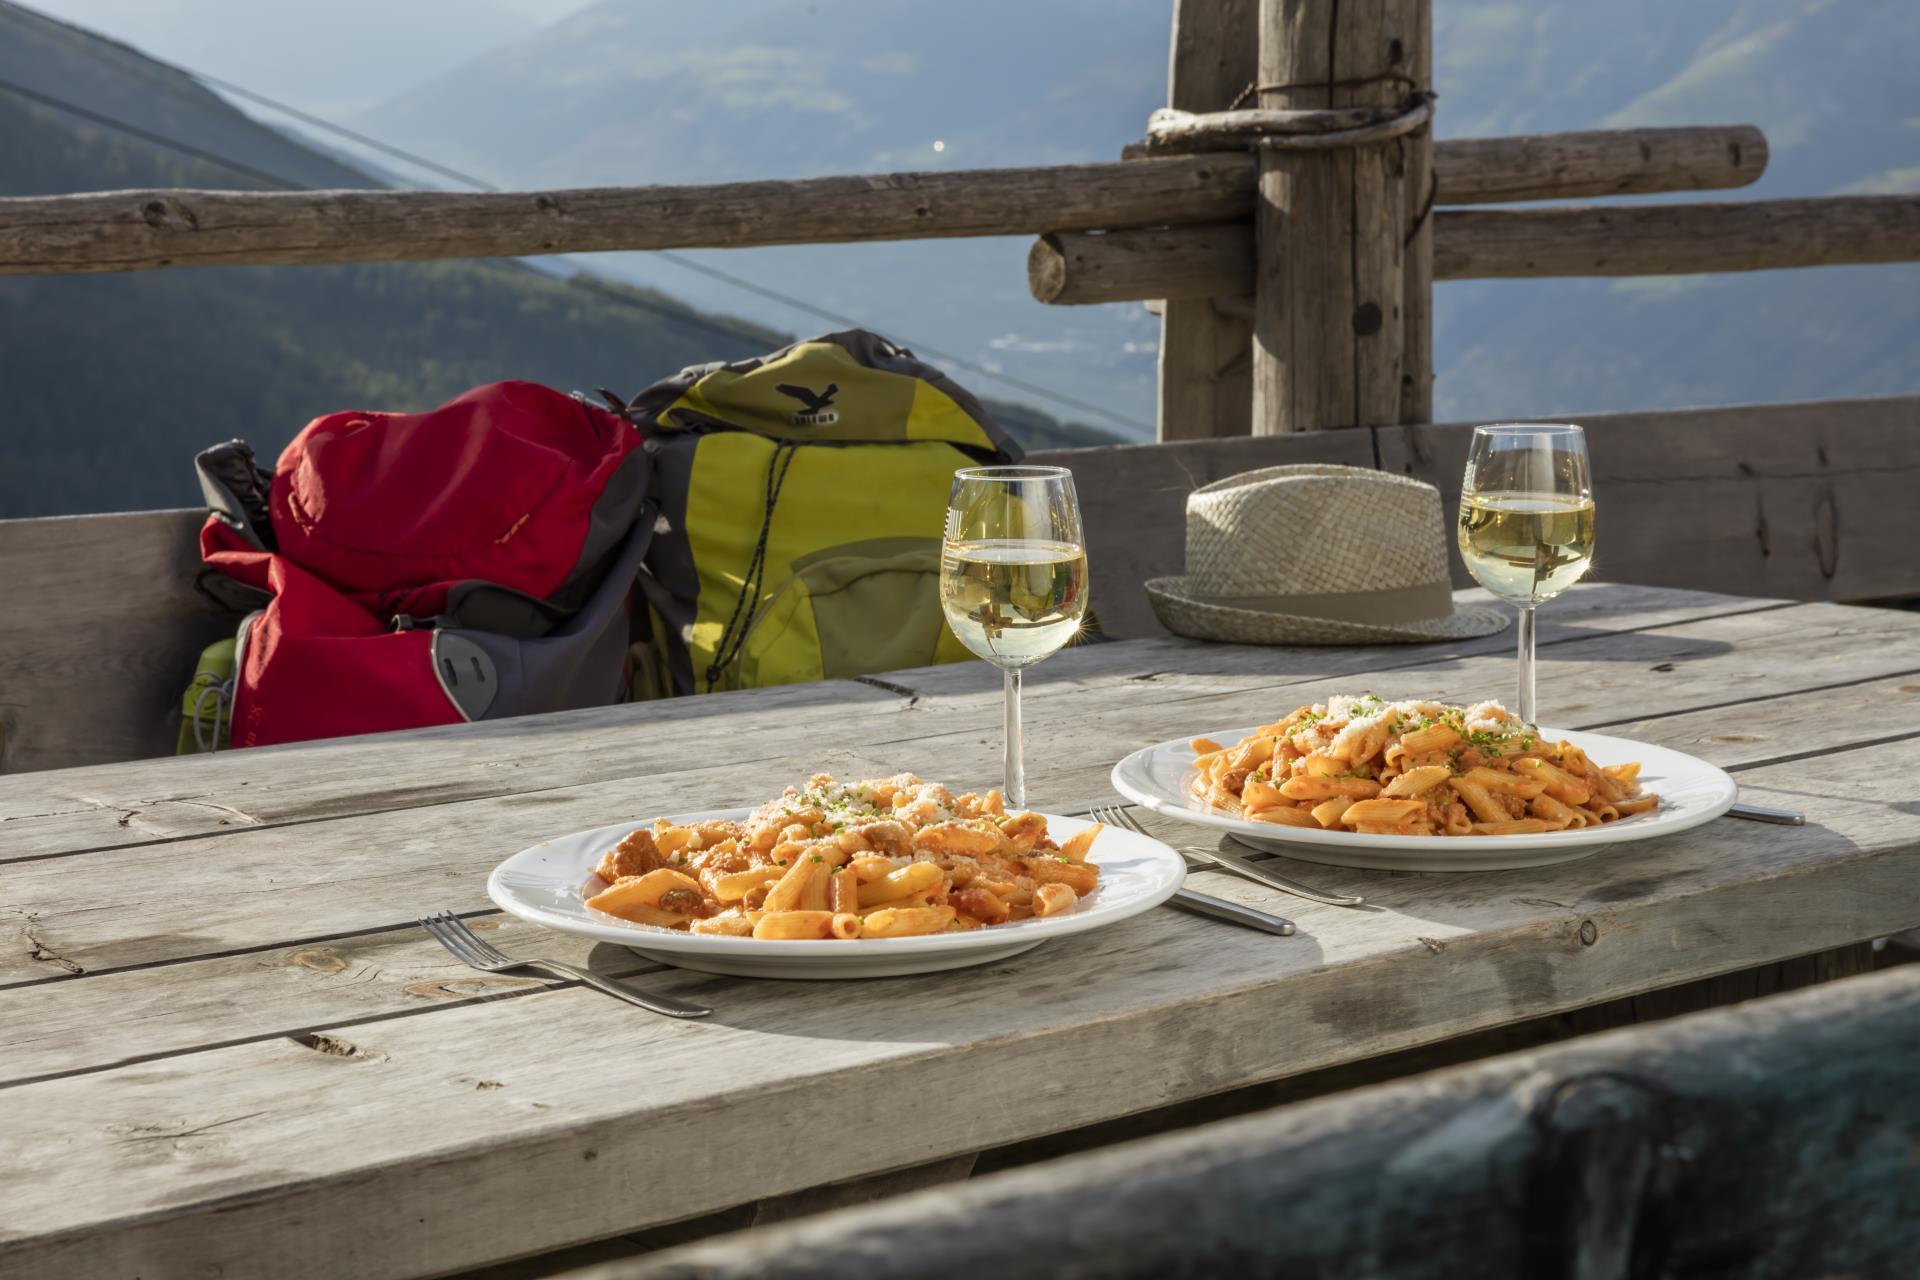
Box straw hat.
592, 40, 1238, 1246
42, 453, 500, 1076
1146, 464, 1508, 645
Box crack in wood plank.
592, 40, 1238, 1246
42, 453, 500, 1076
20, 914, 85, 976
114, 1110, 268, 1144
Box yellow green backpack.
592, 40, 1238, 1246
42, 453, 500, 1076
621, 330, 1022, 696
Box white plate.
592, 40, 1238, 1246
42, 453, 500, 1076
1110, 727, 1738, 872
487, 809, 1186, 979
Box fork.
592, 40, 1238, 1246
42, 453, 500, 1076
419, 911, 710, 1019
1085, 807, 1295, 936
1093, 805, 1365, 908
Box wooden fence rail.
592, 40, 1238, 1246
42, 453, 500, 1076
0, 127, 1765, 277
1031, 194, 1920, 304
605, 965, 1920, 1280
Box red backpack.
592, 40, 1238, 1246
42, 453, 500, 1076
196, 381, 652, 749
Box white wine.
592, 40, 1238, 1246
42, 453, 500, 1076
939, 539, 1089, 668
1458, 492, 1596, 605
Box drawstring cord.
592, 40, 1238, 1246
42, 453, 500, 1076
705, 441, 799, 691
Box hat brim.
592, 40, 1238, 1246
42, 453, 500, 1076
1144, 576, 1510, 646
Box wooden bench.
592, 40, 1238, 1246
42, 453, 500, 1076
2, 392, 1916, 775
595, 964, 1920, 1279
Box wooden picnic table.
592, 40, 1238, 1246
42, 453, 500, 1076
2, 582, 1917, 1279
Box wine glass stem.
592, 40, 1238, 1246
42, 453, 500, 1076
1515, 604, 1537, 724
1003, 666, 1026, 810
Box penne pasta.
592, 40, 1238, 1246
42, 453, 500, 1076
582, 774, 1104, 945
828, 866, 860, 913
1449, 778, 1510, 825
1279, 775, 1381, 802
1382, 765, 1451, 797
1529, 793, 1589, 829
585, 867, 702, 919
1056, 824, 1103, 863
762, 856, 822, 914
860, 906, 958, 939
753, 910, 837, 940
1187, 696, 1658, 839
1340, 798, 1427, 826
860, 861, 944, 904
1029, 857, 1099, 896
1310, 796, 1356, 829
1252, 804, 1319, 828
1033, 884, 1079, 917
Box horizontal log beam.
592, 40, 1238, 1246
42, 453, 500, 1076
1437, 195, 1920, 277
0, 157, 1254, 275
1115, 124, 1769, 200
1433, 124, 1766, 204
613, 968, 1920, 1279
1029, 195, 1920, 304
0, 126, 1765, 276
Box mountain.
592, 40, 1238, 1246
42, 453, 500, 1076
0, 4, 1119, 517
354, 0, 1920, 433
8, 0, 541, 118
353, 0, 1171, 437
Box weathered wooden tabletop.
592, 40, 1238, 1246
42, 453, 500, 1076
3, 583, 1917, 1280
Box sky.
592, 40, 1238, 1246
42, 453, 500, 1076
21, 0, 601, 116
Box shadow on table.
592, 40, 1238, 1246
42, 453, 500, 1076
1532, 624, 1734, 663
581, 908, 1330, 1041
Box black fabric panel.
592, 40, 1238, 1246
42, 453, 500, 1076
452, 513, 654, 721
638, 432, 701, 697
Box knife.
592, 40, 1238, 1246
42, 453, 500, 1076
1728, 801, 1804, 826
1165, 887, 1296, 936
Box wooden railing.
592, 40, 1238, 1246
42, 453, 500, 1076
0, 124, 1773, 273
1032, 195, 1920, 303
3, 0, 1919, 773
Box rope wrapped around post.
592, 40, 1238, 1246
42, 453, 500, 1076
1139, 86, 1440, 267
1142, 90, 1435, 156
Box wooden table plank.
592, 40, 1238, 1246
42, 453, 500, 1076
4, 600, 1915, 990
5, 672, 1918, 1091
0, 916, 664, 1089
0, 679, 906, 859
3, 586, 1913, 1280
0, 746, 897, 984
0, 584, 1776, 859
0, 600, 1902, 989
0, 587, 1808, 873
2, 736, 1914, 1280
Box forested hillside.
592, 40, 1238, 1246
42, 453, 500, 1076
0, 3, 1115, 516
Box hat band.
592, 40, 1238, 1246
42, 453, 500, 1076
1195, 578, 1455, 625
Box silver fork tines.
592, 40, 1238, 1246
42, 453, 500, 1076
418, 911, 710, 1019
1092, 805, 1365, 908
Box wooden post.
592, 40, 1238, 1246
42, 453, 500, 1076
1155, 0, 1257, 442
1400, 0, 1434, 423
1253, 0, 1419, 433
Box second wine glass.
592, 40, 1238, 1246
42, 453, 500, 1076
938, 466, 1088, 810
1457, 424, 1595, 725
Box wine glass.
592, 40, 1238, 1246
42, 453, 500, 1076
939, 466, 1088, 809
1457, 424, 1595, 726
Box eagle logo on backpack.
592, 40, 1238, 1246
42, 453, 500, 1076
776, 382, 839, 426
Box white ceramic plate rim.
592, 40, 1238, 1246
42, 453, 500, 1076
487, 807, 1186, 958
1110, 725, 1738, 853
